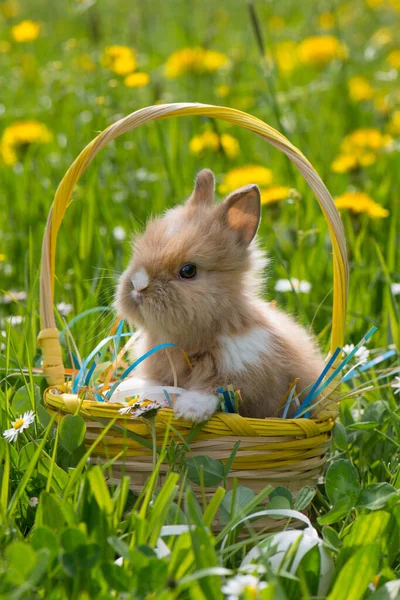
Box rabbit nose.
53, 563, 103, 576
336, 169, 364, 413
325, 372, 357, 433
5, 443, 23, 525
131, 268, 149, 292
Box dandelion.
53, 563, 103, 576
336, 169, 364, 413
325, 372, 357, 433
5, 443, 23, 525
274, 279, 312, 293
11, 20, 40, 43
56, 302, 73, 317
3, 411, 35, 443
124, 72, 150, 87
222, 574, 267, 600
371, 28, 393, 47
318, 13, 335, 30
112, 226, 126, 241
0, 254, 6, 262
391, 283, 400, 295
219, 165, 273, 194
348, 76, 374, 102
165, 47, 229, 78
387, 49, 400, 70
335, 191, 389, 218
100, 46, 137, 75
391, 376, 400, 395
331, 154, 359, 173
0, 120, 52, 166
273, 41, 298, 75
215, 84, 230, 98
341, 128, 392, 152
342, 344, 370, 364
298, 35, 348, 67
0, 0, 20, 18
260, 186, 292, 205
189, 131, 239, 159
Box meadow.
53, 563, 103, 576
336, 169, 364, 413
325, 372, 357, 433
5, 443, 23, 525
1, 0, 400, 598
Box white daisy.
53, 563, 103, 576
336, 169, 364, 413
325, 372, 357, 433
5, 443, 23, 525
222, 574, 267, 600
391, 283, 400, 296
56, 302, 73, 317
391, 376, 400, 395
342, 344, 370, 364
118, 395, 167, 417
113, 226, 126, 241
274, 278, 311, 294
29, 497, 39, 508
0, 290, 27, 304
3, 410, 35, 443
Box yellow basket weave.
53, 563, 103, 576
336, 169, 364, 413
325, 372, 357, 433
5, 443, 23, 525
39, 103, 348, 515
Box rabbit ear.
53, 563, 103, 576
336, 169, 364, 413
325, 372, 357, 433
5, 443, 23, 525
187, 169, 215, 207
220, 184, 261, 245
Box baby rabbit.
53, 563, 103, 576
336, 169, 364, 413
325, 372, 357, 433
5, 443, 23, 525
115, 169, 324, 423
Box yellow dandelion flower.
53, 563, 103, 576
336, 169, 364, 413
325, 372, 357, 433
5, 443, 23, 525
0, 253, 6, 262
260, 186, 292, 205
215, 84, 230, 98
274, 41, 298, 75
366, 0, 385, 7
387, 49, 400, 70
0, 0, 19, 18
335, 191, 389, 218
165, 47, 229, 78
358, 152, 377, 167
298, 35, 348, 67
341, 128, 392, 152
348, 76, 374, 102
374, 94, 390, 115
331, 154, 359, 173
389, 110, 400, 135
220, 133, 240, 159
189, 131, 219, 155
124, 72, 150, 87
0, 40, 11, 53
100, 45, 137, 76
268, 15, 286, 31
371, 27, 393, 47
11, 20, 40, 43
0, 120, 52, 166
219, 165, 273, 194
318, 12, 335, 30
75, 54, 96, 72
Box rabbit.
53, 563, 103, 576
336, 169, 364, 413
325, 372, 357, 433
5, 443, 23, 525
115, 169, 325, 423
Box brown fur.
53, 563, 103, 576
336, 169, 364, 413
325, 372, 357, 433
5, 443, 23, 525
115, 169, 324, 420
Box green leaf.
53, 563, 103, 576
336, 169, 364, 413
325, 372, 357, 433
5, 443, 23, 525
327, 545, 380, 600
318, 498, 351, 526
267, 495, 292, 519
296, 544, 321, 597
35, 491, 68, 531
270, 486, 293, 507
107, 536, 131, 560
101, 562, 131, 592
322, 526, 342, 551
325, 459, 360, 506
18, 442, 35, 471
61, 528, 87, 553
357, 483, 398, 511
87, 465, 113, 514
185, 456, 225, 486
219, 486, 255, 525
333, 422, 348, 450
30, 527, 58, 559
347, 421, 378, 431
5, 541, 37, 584
337, 511, 391, 570
59, 414, 86, 453
294, 486, 316, 511
12, 384, 40, 415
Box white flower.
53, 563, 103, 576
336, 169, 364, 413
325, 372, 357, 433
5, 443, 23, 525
29, 497, 39, 508
391, 376, 400, 395
391, 283, 400, 296
0, 315, 24, 327
113, 226, 126, 241
342, 344, 369, 364
222, 574, 267, 600
3, 410, 35, 443
0, 290, 27, 304
274, 278, 311, 294
118, 395, 167, 417
56, 302, 73, 317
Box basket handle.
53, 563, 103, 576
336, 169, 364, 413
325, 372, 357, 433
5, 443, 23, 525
38, 103, 348, 418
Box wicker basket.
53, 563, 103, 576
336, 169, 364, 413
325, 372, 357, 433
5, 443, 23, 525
39, 103, 348, 524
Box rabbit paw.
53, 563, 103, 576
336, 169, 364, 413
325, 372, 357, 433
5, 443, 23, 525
174, 391, 219, 423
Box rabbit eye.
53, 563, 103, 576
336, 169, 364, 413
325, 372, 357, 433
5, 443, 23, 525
178, 263, 197, 279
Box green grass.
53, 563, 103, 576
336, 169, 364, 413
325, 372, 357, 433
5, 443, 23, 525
1, 0, 400, 597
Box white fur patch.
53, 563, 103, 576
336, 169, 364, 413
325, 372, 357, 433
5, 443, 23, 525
174, 391, 219, 423
131, 268, 149, 291
219, 327, 270, 373
163, 208, 182, 238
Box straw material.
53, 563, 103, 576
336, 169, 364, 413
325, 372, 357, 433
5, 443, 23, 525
39, 103, 348, 525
